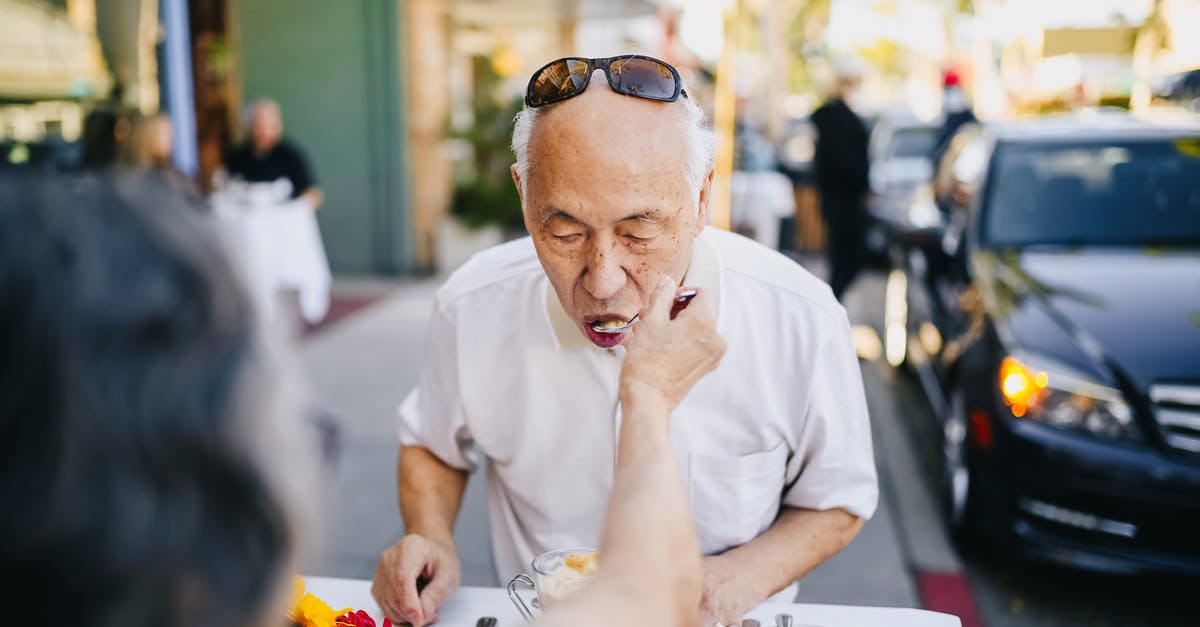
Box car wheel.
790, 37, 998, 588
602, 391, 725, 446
943, 388, 981, 547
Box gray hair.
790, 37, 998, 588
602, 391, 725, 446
511, 94, 715, 197
241, 97, 281, 131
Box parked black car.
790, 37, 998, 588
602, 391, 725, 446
901, 111, 1200, 575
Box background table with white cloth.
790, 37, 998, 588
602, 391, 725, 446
729, 170, 797, 250
211, 182, 331, 324
303, 577, 961, 627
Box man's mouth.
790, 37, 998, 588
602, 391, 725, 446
582, 315, 632, 348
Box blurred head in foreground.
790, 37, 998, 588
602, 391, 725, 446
0, 173, 312, 627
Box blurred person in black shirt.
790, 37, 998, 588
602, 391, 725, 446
79, 107, 130, 171
810, 57, 870, 301
224, 99, 322, 209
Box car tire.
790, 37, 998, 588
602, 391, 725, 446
943, 387, 983, 549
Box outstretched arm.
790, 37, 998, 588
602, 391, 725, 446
540, 277, 726, 627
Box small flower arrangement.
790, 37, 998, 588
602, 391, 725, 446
289, 577, 392, 627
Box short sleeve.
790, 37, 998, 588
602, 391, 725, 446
397, 297, 478, 472
782, 308, 878, 519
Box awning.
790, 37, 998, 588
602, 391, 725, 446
0, 0, 111, 101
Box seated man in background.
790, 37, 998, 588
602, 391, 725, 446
0, 172, 722, 627
224, 98, 323, 209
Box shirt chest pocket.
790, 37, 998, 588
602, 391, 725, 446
689, 441, 789, 555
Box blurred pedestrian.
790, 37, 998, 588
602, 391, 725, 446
811, 56, 870, 300
120, 112, 202, 201
224, 99, 323, 209
932, 69, 977, 169
79, 106, 130, 170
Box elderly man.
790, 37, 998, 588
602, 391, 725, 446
374, 55, 877, 626
225, 98, 323, 209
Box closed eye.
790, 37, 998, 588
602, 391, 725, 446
553, 233, 584, 243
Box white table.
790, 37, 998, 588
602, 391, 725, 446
211, 189, 331, 324
730, 170, 796, 250
303, 576, 961, 627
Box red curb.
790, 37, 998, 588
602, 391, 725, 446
916, 570, 986, 627
302, 295, 382, 339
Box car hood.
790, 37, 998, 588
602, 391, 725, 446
977, 247, 1200, 389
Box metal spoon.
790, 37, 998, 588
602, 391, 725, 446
775, 614, 794, 627
590, 289, 698, 334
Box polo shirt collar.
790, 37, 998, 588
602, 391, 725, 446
545, 228, 724, 350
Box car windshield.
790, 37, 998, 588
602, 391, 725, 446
982, 138, 1200, 247
888, 127, 937, 159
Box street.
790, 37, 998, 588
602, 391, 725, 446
300, 260, 1198, 627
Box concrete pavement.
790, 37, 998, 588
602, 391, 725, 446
298, 264, 961, 610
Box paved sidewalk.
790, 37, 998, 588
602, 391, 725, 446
298, 264, 957, 610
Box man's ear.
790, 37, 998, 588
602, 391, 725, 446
511, 163, 524, 208
694, 168, 716, 235
512, 163, 535, 232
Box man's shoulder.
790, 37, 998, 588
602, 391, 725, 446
706, 229, 842, 320
435, 236, 543, 307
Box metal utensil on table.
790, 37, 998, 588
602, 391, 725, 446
590, 289, 698, 334
775, 613, 794, 627
474, 619, 497, 627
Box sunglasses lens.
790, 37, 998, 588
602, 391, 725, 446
528, 58, 591, 106
607, 57, 678, 101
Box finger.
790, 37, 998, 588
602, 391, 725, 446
642, 275, 677, 323
391, 545, 434, 624
418, 569, 457, 623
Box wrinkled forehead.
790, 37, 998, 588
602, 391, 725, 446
527, 77, 691, 185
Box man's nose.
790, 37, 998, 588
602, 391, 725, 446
581, 239, 626, 301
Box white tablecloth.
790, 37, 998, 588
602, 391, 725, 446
730, 170, 796, 250
303, 576, 961, 627
212, 193, 331, 324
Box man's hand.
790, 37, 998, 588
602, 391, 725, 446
371, 534, 461, 626
621, 276, 725, 412
699, 555, 759, 627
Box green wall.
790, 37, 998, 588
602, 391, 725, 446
232, 0, 412, 274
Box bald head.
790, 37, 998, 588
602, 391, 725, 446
512, 72, 713, 197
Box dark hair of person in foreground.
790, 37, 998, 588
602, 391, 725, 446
0, 172, 295, 627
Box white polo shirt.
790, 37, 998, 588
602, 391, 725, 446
398, 228, 877, 599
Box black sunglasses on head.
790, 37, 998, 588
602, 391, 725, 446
525, 55, 689, 108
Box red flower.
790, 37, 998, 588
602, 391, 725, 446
335, 610, 379, 627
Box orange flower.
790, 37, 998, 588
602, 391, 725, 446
289, 591, 352, 627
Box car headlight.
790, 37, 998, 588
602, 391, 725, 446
999, 354, 1140, 441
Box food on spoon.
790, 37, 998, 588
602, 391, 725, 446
591, 318, 630, 332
